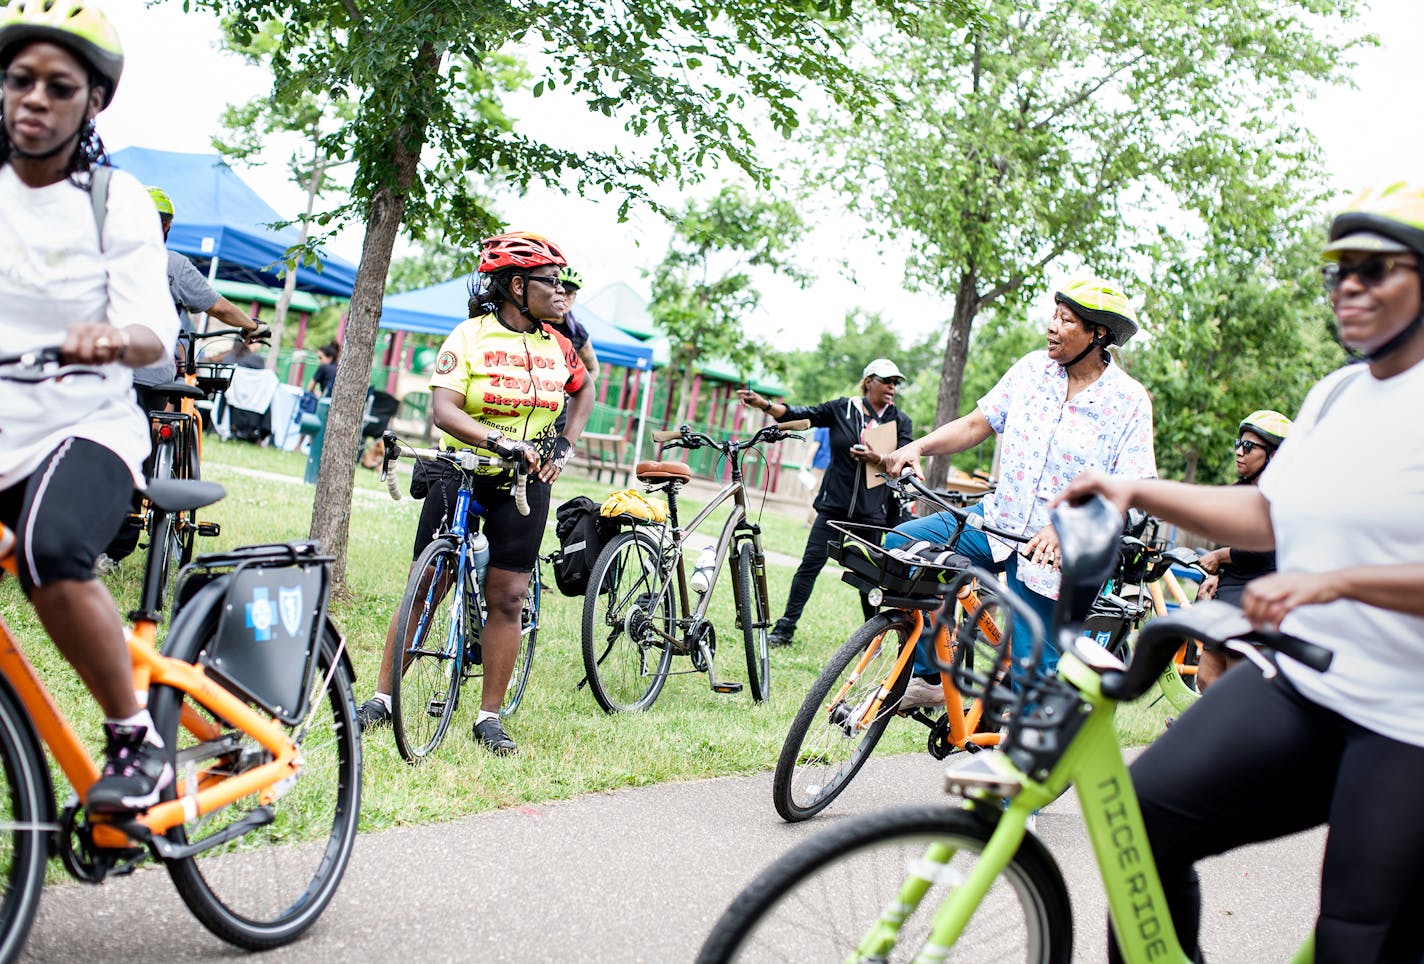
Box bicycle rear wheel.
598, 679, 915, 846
500, 567, 540, 717
697, 805, 1071, 963
736, 542, 769, 703
391, 537, 463, 762
581, 530, 675, 713
151, 624, 361, 950
773, 611, 915, 822
0, 682, 49, 963
146, 436, 180, 605
173, 420, 201, 570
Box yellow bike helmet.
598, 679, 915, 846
1053, 277, 1139, 347
146, 185, 173, 217
1323, 182, 1424, 361
0, 0, 124, 107
558, 266, 583, 291
1239, 410, 1291, 449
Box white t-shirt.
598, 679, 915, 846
1259, 361, 1424, 746
0, 166, 175, 489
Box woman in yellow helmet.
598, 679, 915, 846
0, 0, 178, 814
1193, 409, 1292, 690
1061, 181, 1424, 963
883, 276, 1157, 698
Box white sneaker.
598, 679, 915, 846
899, 676, 944, 710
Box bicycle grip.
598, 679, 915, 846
384, 469, 401, 502
776, 419, 811, 431
652, 429, 682, 443
1273, 633, 1333, 673
513, 468, 530, 516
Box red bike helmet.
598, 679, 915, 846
478, 232, 567, 273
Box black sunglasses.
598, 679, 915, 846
872, 375, 904, 386
1, 72, 84, 102
1321, 255, 1417, 293
1234, 438, 1267, 455
524, 274, 567, 291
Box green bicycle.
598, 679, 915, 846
697, 494, 1332, 963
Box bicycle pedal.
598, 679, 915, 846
712, 682, 743, 694
427, 699, 447, 719
196, 522, 221, 537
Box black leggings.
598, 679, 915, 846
772, 510, 878, 639
1108, 663, 1424, 963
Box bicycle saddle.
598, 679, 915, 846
149, 379, 207, 401
144, 479, 226, 513
635, 460, 693, 483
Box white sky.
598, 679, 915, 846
96, 0, 1424, 344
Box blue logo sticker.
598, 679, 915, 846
246, 587, 275, 642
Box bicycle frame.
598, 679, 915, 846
0, 556, 305, 852
663, 473, 766, 634
405, 481, 484, 681
850, 647, 1313, 964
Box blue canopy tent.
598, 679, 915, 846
379, 277, 654, 372
109, 147, 357, 297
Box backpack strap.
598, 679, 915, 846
1316, 365, 1366, 423
90, 165, 112, 252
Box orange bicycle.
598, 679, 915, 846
0, 348, 359, 959
772, 475, 1020, 822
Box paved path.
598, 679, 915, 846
23, 752, 1323, 962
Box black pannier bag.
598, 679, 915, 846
551, 496, 613, 596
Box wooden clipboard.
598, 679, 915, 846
862, 420, 898, 489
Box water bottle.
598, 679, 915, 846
469, 531, 491, 590
689, 548, 717, 595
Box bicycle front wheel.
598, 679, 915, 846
773, 611, 915, 822
581, 530, 675, 713
151, 625, 362, 950
500, 566, 540, 717
0, 682, 49, 963
736, 542, 769, 703
697, 805, 1071, 964
391, 537, 463, 762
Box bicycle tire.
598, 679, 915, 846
697, 804, 1072, 964
580, 530, 675, 713
174, 421, 201, 570
500, 566, 539, 717
146, 436, 180, 606
150, 620, 361, 951
390, 537, 463, 762
0, 682, 49, 963
773, 611, 915, 822
736, 542, 769, 703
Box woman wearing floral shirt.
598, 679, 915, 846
883, 277, 1156, 698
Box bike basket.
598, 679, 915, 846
194, 362, 235, 396
205, 553, 329, 725
829, 522, 971, 601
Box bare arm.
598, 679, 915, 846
577, 342, 600, 381
1243, 564, 1424, 630
204, 296, 260, 335
883, 410, 995, 478
432, 387, 534, 469
544, 378, 596, 483
1055, 472, 1276, 551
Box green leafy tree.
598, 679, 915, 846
649, 185, 807, 424
385, 246, 474, 295
813, 0, 1368, 486
196, 0, 969, 582
1133, 221, 1346, 484
782, 310, 907, 404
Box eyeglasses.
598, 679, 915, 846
872, 375, 904, 386
1, 72, 85, 101
1321, 255, 1418, 293
524, 274, 567, 291
1234, 438, 1266, 455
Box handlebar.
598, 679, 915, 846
888, 470, 1032, 550
380, 432, 530, 516
0, 346, 105, 383
652, 419, 811, 453
1095, 599, 1333, 701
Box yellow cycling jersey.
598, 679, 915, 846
430, 314, 588, 474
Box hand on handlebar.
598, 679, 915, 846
61, 322, 129, 365
1198, 573, 1219, 600
1240, 571, 1340, 632
881, 446, 922, 480
1023, 524, 1061, 570
488, 435, 538, 473
1052, 470, 1135, 514
245, 324, 272, 345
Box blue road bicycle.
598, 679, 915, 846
380, 434, 540, 763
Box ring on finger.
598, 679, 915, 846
96, 336, 111, 350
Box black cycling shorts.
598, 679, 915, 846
412, 463, 551, 573
0, 438, 133, 594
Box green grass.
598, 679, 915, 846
0, 435, 1172, 839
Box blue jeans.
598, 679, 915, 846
884, 504, 1059, 678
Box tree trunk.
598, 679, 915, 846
309, 44, 436, 586
925, 270, 980, 489
1182, 447, 1199, 485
